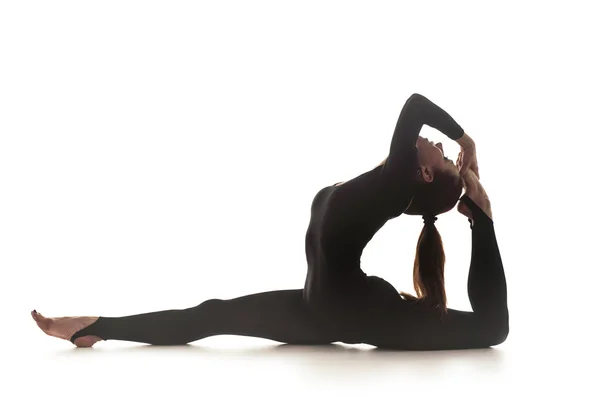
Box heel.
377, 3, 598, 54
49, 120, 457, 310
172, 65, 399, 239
459, 195, 479, 211
73, 335, 102, 348
69, 317, 103, 344
459, 195, 493, 224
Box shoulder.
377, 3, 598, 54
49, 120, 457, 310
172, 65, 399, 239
381, 146, 418, 179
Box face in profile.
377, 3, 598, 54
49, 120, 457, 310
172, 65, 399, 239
416, 136, 458, 182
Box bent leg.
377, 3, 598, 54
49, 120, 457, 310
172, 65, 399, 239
70, 289, 336, 345
361, 197, 508, 350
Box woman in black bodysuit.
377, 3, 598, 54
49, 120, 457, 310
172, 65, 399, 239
32, 93, 508, 350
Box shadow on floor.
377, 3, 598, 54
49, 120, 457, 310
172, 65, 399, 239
52, 340, 507, 377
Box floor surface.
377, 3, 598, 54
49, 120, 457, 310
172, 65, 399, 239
10, 326, 595, 399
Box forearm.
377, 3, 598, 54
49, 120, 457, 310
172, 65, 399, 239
456, 131, 475, 151
384, 93, 465, 172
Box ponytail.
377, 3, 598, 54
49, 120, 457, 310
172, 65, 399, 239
401, 222, 448, 313
400, 167, 462, 314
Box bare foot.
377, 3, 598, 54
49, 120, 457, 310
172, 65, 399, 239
31, 310, 102, 348
458, 169, 493, 223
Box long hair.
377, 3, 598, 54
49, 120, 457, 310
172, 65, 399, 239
401, 169, 463, 313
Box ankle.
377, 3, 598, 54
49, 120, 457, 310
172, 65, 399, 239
464, 193, 493, 221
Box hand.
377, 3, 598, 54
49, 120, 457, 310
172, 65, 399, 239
456, 133, 479, 179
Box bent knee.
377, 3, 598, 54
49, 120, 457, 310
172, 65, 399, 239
488, 324, 509, 346
484, 316, 509, 347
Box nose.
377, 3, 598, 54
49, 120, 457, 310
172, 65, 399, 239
436, 142, 444, 154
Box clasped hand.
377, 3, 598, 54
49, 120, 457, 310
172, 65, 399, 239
456, 133, 479, 179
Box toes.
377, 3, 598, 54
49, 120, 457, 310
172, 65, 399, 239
31, 311, 51, 332
31, 310, 45, 322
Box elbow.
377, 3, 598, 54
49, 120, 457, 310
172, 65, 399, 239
404, 93, 428, 113
407, 93, 424, 104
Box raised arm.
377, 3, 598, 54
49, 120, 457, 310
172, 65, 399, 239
381, 93, 466, 175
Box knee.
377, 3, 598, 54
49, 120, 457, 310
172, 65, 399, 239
198, 298, 224, 309
489, 323, 509, 346
485, 314, 509, 346
200, 298, 224, 306
189, 298, 224, 316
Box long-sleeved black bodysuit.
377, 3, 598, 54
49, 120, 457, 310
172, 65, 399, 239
71, 93, 508, 350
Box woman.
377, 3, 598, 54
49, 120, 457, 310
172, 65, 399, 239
32, 93, 508, 350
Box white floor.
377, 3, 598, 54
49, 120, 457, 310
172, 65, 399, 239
8, 323, 595, 398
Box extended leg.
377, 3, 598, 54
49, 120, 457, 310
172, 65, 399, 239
39, 289, 337, 346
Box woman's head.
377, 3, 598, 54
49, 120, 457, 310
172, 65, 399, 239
416, 136, 456, 173
400, 137, 464, 313
406, 137, 463, 215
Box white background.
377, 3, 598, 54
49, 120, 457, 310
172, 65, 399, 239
1, 1, 598, 397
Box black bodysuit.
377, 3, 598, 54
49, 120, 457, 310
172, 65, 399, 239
71, 94, 508, 350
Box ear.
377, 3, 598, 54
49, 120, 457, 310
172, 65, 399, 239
419, 165, 434, 183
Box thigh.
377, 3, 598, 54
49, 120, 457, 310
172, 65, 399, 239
220, 289, 338, 345
303, 274, 406, 344
360, 303, 495, 350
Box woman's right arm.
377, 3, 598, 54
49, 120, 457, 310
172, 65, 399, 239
381, 93, 466, 177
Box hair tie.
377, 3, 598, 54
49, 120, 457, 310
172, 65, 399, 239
422, 215, 438, 225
